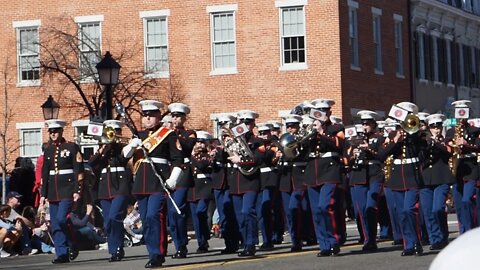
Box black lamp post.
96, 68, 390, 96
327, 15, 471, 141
41, 95, 60, 120
96, 51, 121, 120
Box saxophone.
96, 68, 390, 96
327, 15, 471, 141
449, 122, 464, 177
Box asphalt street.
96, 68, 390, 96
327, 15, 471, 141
0, 215, 459, 270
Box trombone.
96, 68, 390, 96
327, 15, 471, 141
100, 126, 130, 144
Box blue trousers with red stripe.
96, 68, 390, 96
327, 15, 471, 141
231, 191, 258, 247
49, 199, 73, 258
100, 196, 128, 255
392, 189, 421, 250
281, 190, 307, 247
167, 188, 189, 252
419, 184, 449, 245
190, 198, 210, 248
384, 187, 403, 242
256, 188, 274, 246
307, 183, 338, 251
350, 181, 381, 247
137, 193, 168, 260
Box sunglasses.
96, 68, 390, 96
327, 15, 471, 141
316, 108, 330, 112
286, 124, 298, 128
141, 111, 160, 117
48, 128, 62, 134
242, 119, 254, 124
429, 124, 442, 129
258, 131, 270, 135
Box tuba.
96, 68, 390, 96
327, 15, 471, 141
279, 123, 317, 159
219, 124, 259, 175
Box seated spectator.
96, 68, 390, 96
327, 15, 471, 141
31, 206, 55, 254
0, 204, 21, 257
5, 191, 37, 255
124, 202, 143, 244
68, 203, 106, 250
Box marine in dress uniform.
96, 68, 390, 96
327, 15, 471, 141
41, 119, 84, 264
167, 102, 197, 259
226, 110, 263, 257
255, 123, 281, 250
212, 114, 241, 254
446, 100, 480, 234
278, 114, 311, 252
379, 102, 426, 256
419, 114, 454, 250
346, 110, 385, 252
122, 100, 184, 268
187, 131, 214, 253
304, 99, 345, 257
89, 120, 131, 262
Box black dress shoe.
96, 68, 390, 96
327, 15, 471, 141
392, 239, 403, 246
413, 243, 423, 256
220, 247, 238, 254
109, 249, 125, 262
237, 246, 256, 257
196, 245, 209, 254
362, 243, 378, 252
429, 242, 447, 250
171, 249, 187, 259
272, 237, 283, 245
145, 256, 165, 268
52, 256, 70, 264
259, 243, 274, 251
317, 245, 340, 257
69, 248, 79, 261
290, 245, 303, 252
401, 249, 415, 256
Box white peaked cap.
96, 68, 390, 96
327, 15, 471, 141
196, 130, 213, 141
301, 114, 314, 125
429, 227, 480, 270
417, 112, 430, 121
357, 110, 378, 120
284, 114, 302, 124
257, 123, 272, 132
330, 116, 343, 124
216, 114, 236, 123
168, 102, 191, 115
237, 110, 259, 120
103, 119, 123, 129
451, 99, 471, 108
377, 120, 386, 129
385, 118, 400, 126
139, 100, 163, 111
425, 113, 446, 125
161, 115, 172, 123
300, 100, 314, 109
396, 101, 419, 114
311, 98, 335, 109
45, 119, 66, 129
267, 121, 282, 129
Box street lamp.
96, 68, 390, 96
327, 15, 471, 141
96, 51, 121, 120
41, 95, 60, 120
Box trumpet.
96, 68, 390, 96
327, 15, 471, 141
100, 126, 130, 144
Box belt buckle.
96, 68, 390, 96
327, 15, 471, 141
401, 159, 406, 164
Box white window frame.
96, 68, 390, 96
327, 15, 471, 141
417, 26, 427, 81
276, 0, 308, 71
13, 20, 41, 87
75, 15, 103, 82
207, 4, 238, 76
394, 14, 404, 78
445, 34, 454, 86
372, 7, 383, 75
16, 122, 43, 160
349, 1, 360, 70
140, 10, 171, 79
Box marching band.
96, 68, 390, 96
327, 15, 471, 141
39, 98, 480, 267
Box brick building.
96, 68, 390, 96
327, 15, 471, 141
0, 0, 409, 168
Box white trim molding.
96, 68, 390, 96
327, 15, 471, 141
74, 15, 104, 23
393, 14, 403, 22
347, 0, 358, 9
371, 7, 382, 16
207, 4, 238, 13
16, 122, 44, 130
72, 119, 90, 127
275, 0, 308, 8
140, 10, 171, 18
12, 20, 41, 28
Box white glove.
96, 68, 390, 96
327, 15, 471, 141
166, 166, 184, 190
122, 138, 143, 158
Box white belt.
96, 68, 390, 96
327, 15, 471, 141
49, 169, 74, 175
215, 162, 224, 167
393, 157, 419, 165
260, 167, 274, 173
144, 157, 169, 164
227, 164, 238, 168
184, 158, 191, 163
280, 161, 307, 167
357, 160, 382, 165
310, 152, 339, 158
460, 153, 477, 159
101, 167, 126, 173
196, 173, 211, 179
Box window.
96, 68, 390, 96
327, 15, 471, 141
431, 35, 440, 82
372, 8, 382, 74
141, 10, 170, 78
72, 120, 99, 161
208, 4, 238, 75
458, 43, 465, 86
349, 1, 359, 69
16, 122, 43, 163
13, 20, 41, 86
445, 38, 453, 85
415, 27, 427, 80
394, 15, 403, 77
276, 0, 308, 71
75, 15, 103, 80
